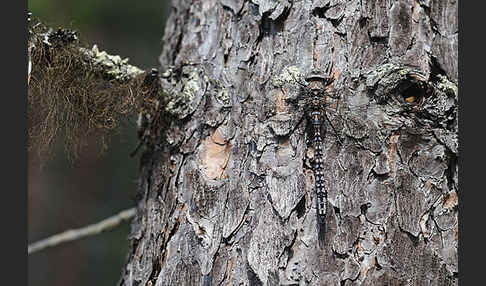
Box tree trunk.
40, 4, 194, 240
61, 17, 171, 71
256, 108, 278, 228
119, 0, 458, 285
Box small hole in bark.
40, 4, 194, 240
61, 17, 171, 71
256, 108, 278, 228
402, 81, 425, 104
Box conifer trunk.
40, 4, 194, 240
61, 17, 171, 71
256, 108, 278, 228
119, 0, 458, 285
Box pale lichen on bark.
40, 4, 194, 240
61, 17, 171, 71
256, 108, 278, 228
80, 44, 144, 81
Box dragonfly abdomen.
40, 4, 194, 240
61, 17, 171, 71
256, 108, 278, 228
310, 110, 327, 246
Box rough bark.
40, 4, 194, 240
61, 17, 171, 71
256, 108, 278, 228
119, 0, 458, 285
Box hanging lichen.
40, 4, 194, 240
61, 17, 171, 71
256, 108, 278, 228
27, 16, 167, 163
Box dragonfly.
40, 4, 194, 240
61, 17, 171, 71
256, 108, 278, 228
287, 72, 344, 248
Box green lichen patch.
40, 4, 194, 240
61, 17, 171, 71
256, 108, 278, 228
163, 67, 205, 119
272, 66, 304, 87
435, 74, 458, 98
81, 45, 144, 82
214, 88, 230, 106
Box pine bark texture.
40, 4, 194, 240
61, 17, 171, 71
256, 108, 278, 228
119, 0, 458, 285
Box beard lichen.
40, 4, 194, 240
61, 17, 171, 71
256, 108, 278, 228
28, 17, 166, 164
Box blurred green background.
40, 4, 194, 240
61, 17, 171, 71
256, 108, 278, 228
28, 1, 170, 285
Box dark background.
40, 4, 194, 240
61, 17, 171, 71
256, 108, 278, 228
28, 1, 170, 285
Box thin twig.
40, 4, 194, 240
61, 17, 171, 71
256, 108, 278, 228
28, 207, 136, 255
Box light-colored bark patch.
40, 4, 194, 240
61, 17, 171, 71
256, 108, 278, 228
202, 128, 232, 180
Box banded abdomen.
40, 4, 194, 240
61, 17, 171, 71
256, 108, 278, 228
310, 110, 327, 246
